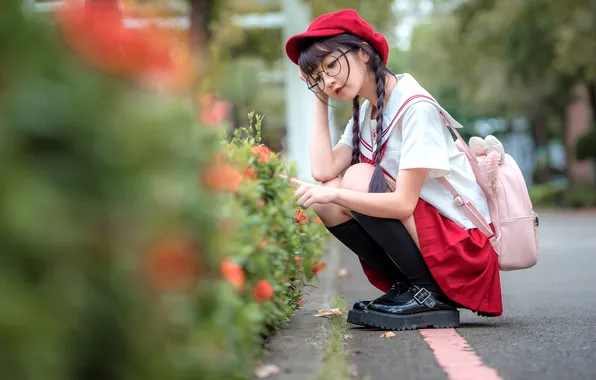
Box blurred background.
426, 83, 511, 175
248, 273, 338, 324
24, 0, 596, 207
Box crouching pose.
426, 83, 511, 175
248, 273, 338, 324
284, 9, 502, 331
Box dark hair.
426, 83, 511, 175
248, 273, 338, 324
297, 34, 391, 193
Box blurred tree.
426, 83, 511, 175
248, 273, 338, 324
419, 0, 595, 183
308, 1, 397, 38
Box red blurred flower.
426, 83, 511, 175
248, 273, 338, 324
251, 145, 275, 163
145, 238, 200, 292
54, 1, 193, 92
243, 166, 258, 180
293, 209, 309, 225
253, 280, 274, 302
202, 161, 243, 193
221, 259, 244, 290
312, 262, 327, 276
199, 93, 233, 126
314, 216, 324, 225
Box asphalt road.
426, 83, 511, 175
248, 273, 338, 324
340, 210, 596, 380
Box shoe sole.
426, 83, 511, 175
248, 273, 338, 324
359, 309, 460, 331
347, 309, 366, 326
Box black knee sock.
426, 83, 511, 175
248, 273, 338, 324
326, 219, 407, 283
351, 212, 441, 293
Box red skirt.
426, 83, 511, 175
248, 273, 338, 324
360, 198, 503, 317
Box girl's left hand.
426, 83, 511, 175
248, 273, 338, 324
286, 177, 338, 208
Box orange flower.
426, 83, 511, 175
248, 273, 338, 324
145, 238, 200, 292
298, 297, 307, 307
293, 209, 309, 225
199, 93, 233, 127
243, 166, 258, 180
203, 161, 243, 193
312, 262, 327, 276
253, 280, 274, 302
294, 255, 301, 261
54, 1, 193, 92
251, 145, 275, 163
221, 259, 245, 290
314, 216, 324, 225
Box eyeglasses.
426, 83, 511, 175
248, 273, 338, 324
305, 49, 352, 93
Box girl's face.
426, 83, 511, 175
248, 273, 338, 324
304, 47, 369, 100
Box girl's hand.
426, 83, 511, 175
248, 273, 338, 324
287, 177, 339, 208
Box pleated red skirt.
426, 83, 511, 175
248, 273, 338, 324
359, 198, 503, 317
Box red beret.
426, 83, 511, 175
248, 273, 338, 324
285, 9, 389, 66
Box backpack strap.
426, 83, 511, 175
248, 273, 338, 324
436, 177, 494, 238
408, 97, 494, 238
395, 94, 495, 239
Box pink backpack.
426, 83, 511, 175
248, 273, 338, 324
438, 126, 539, 271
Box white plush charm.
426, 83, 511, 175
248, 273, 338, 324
468, 135, 505, 162
468, 135, 506, 198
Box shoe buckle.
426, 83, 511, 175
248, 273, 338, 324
413, 288, 432, 305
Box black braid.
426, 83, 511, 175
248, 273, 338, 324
368, 55, 388, 194
350, 96, 361, 165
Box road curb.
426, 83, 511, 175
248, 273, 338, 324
259, 237, 342, 379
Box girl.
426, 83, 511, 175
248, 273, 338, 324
284, 9, 502, 331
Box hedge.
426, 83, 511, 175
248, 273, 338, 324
0, 3, 327, 380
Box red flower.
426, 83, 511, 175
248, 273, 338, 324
145, 238, 200, 292
202, 161, 243, 193
243, 166, 258, 180
312, 262, 327, 276
253, 280, 274, 302
293, 209, 309, 225
251, 145, 275, 163
54, 1, 193, 92
199, 93, 233, 127
314, 216, 324, 225
221, 259, 245, 290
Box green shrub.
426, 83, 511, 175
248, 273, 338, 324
529, 183, 566, 207
0, 4, 327, 380
561, 186, 596, 209
530, 183, 596, 209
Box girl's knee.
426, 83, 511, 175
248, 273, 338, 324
313, 177, 351, 225
342, 163, 375, 192
320, 177, 342, 188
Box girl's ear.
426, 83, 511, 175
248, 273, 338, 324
357, 45, 371, 64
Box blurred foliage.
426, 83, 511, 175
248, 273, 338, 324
530, 183, 596, 209
400, 0, 595, 183
576, 127, 596, 161
0, 1, 327, 379
401, 0, 594, 117
308, 1, 397, 39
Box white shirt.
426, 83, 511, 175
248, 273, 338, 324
337, 74, 491, 230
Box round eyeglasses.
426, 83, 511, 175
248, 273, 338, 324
305, 49, 352, 93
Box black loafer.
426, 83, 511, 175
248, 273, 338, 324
346, 300, 371, 326
347, 282, 409, 326
361, 285, 460, 331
